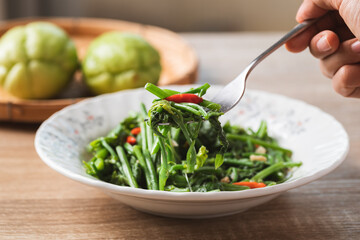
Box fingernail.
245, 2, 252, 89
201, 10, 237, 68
317, 36, 331, 52
351, 41, 360, 53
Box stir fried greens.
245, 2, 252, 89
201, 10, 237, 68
83, 84, 301, 192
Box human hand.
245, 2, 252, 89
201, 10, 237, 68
285, 0, 360, 98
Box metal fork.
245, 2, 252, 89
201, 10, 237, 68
211, 19, 317, 113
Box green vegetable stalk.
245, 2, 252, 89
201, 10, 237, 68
83, 83, 301, 192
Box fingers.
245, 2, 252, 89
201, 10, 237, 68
332, 64, 360, 98
319, 38, 360, 77
285, 26, 318, 52
296, 0, 329, 23
315, 36, 360, 98
296, 0, 360, 39
296, 0, 340, 23
289, 0, 360, 98
309, 30, 340, 58
285, 11, 346, 53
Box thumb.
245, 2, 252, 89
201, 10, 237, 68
296, 0, 360, 40
296, 0, 346, 23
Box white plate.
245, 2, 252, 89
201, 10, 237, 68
35, 85, 349, 218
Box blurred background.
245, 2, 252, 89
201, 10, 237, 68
0, 0, 302, 32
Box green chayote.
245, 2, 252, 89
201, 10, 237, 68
0, 22, 78, 99
82, 32, 161, 95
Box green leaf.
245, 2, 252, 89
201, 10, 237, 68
186, 140, 197, 173
196, 145, 208, 169
94, 158, 104, 171
214, 154, 224, 169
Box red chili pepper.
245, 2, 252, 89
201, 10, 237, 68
126, 136, 137, 145
165, 93, 203, 104
130, 127, 141, 135
233, 181, 266, 189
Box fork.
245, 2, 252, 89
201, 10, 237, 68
211, 19, 317, 113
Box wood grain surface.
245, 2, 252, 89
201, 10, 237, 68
0, 32, 359, 240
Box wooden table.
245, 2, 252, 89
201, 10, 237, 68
1, 33, 359, 239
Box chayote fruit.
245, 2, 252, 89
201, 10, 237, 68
0, 22, 78, 99
82, 32, 161, 95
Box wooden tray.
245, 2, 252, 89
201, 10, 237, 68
0, 18, 198, 122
